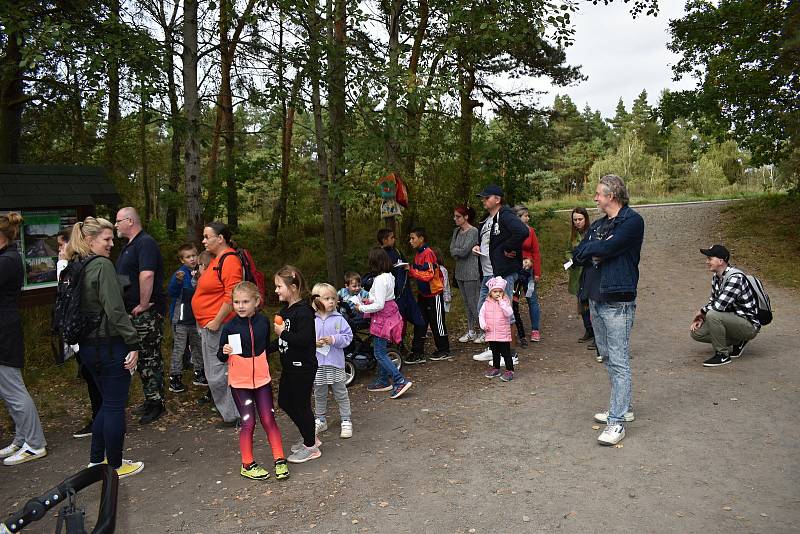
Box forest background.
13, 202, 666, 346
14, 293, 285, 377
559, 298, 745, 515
1, 0, 798, 288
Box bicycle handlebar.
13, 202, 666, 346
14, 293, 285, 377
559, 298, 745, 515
1, 465, 119, 534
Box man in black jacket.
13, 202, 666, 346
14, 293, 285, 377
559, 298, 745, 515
471, 185, 528, 361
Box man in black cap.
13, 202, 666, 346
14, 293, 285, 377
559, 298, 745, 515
690, 244, 760, 367
470, 184, 528, 362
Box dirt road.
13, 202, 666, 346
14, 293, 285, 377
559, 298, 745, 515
2, 203, 799, 533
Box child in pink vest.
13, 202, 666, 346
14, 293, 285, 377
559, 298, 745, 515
479, 276, 515, 381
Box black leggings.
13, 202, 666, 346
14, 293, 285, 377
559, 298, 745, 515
278, 372, 316, 447
489, 341, 514, 371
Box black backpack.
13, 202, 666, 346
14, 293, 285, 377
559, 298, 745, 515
52, 255, 107, 347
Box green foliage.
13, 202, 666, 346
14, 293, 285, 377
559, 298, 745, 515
589, 130, 667, 196
666, 0, 799, 183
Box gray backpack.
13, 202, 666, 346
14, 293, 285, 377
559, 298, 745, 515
722, 267, 772, 326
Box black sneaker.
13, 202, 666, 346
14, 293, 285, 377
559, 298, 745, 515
169, 375, 186, 393
72, 422, 93, 439
139, 401, 165, 424
404, 353, 427, 365
192, 371, 209, 387
197, 391, 213, 405
587, 339, 597, 350
703, 353, 732, 367
429, 350, 453, 361
131, 402, 148, 416
730, 340, 748, 359
519, 338, 529, 347
578, 330, 594, 343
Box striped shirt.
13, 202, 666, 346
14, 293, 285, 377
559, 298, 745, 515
702, 267, 760, 328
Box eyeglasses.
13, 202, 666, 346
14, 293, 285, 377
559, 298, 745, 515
115, 217, 131, 224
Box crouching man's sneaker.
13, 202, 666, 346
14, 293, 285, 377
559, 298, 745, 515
703, 352, 732, 367
597, 423, 625, 446
730, 340, 748, 358
594, 411, 635, 424
3, 442, 47, 465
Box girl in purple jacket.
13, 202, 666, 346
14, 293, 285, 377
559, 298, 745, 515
311, 283, 354, 438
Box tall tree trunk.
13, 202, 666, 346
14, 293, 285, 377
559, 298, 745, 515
105, 0, 121, 180
165, 34, 181, 232
310, 75, 339, 284
69, 55, 85, 163
204, 97, 223, 222
140, 88, 152, 221
325, 0, 347, 284
206, 0, 257, 230
384, 0, 405, 170
0, 6, 24, 164
182, 0, 203, 242
457, 60, 477, 203
271, 71, 303, 239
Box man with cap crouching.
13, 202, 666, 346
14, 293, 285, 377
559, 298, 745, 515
690, 245, 760, 368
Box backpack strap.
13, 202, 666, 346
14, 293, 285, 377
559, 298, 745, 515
215, 251, 242, 283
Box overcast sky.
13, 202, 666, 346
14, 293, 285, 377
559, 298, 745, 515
522, 1, 699, 119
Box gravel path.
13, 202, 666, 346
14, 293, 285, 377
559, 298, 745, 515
2, 202, 799, 533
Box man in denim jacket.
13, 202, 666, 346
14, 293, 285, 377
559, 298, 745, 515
573, 174, 644, 446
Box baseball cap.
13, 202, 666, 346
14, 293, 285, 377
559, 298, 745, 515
700, 244, 730, 262
477, 185, 504, 198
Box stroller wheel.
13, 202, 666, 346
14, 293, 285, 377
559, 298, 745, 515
344, 361, 356, 386
388, 348, 403, 371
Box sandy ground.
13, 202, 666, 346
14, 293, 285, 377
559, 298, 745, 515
2, 202, 799, 533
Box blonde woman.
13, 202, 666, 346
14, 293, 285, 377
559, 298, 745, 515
66, 216, 143, 478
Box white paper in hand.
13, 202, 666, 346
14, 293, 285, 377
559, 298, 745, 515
316, 343, 331, 356
563, 259, 573, 270
228, 333, 243, 354
348, 295, 362, 305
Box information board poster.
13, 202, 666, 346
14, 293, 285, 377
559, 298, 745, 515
1, 209, 78, 290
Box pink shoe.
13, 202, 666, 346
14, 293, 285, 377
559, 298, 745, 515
530, 330, 541, 342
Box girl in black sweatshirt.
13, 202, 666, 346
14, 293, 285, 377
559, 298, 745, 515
271, 266, 320, 464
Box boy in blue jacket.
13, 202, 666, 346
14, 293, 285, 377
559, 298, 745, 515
167, 244, 205, 392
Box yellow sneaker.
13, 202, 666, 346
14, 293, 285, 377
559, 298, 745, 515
240, 462, 270, 480
116, 459, 144, 479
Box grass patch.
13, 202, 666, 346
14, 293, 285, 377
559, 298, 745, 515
719, 193, 800, 289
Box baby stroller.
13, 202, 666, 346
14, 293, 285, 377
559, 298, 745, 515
338, 300, 405, 386
1, 465, 119, 533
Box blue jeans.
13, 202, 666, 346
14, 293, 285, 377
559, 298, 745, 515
80, 337, 132, 469
525, 278, 540, 330
478, 273, 518, 323
374, 336, 405, 386
589, 300, 636, 425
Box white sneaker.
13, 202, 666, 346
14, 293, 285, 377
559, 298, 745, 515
291, 436, 322, 453
0, 443, 21, 458
315, 418, 328, 434
594, 411, 635, 424
458, 332, 476, 343
340, 421, 353, 438
597, 423, 625, 446
487, 355, 519, 367
472, 347, 493, 361
473, 334, 486, 344
3, 442, 47, 465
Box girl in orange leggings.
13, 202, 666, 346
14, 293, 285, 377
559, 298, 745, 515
219, 282, 288, 480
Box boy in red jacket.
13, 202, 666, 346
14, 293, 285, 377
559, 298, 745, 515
406, 227, 451, 364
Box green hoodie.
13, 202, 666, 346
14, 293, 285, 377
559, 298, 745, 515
80, 255, 141, 351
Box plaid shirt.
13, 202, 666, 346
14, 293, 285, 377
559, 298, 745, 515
702, 267, 760, 328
